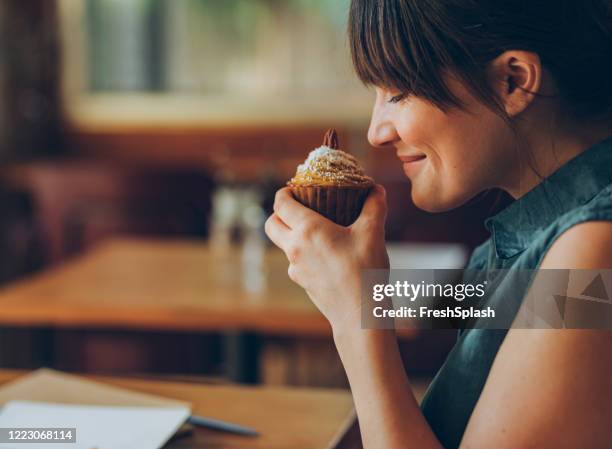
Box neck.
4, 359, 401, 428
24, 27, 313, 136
502, 121, 612, 199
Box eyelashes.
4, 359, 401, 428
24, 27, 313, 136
388, 93, 407, 104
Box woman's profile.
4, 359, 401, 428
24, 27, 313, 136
265, 1, 612, 448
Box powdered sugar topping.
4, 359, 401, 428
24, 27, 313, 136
290, 145, 373, 186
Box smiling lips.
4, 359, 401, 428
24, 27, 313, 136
398, 154, 426, 163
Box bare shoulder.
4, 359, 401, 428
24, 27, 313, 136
459, 222, 612, 448
462, 328, 612, 448
541, 220, 612, 268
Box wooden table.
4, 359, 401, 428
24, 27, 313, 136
0, 370, 359, 449
0, 238, 416, 382
0, 238, 417, 336
0, 238, 332, 336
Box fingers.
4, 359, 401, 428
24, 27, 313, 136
264, 213, 291, 251
352, 184, 387, 233
273, 187, 322, 229
273, 184, 386, 234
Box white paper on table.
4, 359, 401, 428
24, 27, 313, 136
0, 400, 190, 449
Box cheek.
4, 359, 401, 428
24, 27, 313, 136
442, 107, 514, 187
394, 102, 440, 148
438, 108, 499, 176
398, 103, 511, 211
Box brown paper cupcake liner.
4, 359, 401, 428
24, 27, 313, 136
289, 185, 372, 226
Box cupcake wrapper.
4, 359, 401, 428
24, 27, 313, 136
289, 185, 372, 226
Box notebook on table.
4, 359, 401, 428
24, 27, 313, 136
0, 369, 191, 449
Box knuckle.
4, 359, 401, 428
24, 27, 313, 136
360, 217, 376, 234
287, 264, 299, 283
273, 189, 288, 212
264, 215, 274, 235
286, 243, 301, 263
362, 216, 383, 234
362, 218, 377, 232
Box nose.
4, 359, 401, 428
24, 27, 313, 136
367, 101, 399, 149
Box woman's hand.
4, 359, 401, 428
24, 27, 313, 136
264, 184, 389, 332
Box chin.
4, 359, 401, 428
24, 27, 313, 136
410, 186, 470, 213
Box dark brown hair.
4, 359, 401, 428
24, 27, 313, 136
349, 0, 612, 121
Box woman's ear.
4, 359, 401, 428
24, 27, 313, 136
488, 50, 542, 117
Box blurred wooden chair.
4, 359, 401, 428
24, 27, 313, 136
2, 161, 214, 264
0, 186, 43, 284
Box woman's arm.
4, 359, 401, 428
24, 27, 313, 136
265, 186, 443, 449
333, 327, 443, 449
462, 328, 612, 449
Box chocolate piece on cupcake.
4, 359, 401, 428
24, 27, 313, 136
288, 128, 374, 226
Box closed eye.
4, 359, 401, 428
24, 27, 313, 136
388, 93, 407, 104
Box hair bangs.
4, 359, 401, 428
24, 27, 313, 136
349, 0, 464, 110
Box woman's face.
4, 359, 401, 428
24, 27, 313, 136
368, 77, 517, 212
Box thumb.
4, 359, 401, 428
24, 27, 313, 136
352, 184, 387, 233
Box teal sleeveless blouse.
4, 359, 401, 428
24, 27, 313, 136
420, 135, 612, 449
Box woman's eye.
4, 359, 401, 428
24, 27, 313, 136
388, 93, 407, 104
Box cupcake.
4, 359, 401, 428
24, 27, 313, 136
288, 129, 374, 226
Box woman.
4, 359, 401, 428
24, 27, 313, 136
265, 0, 612, 448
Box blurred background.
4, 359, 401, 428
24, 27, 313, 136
0, 0, 510, 389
